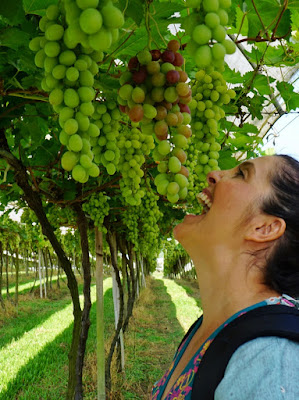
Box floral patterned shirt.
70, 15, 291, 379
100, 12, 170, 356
151, 295, 299, 400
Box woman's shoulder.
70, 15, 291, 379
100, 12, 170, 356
215, 336, 299, 400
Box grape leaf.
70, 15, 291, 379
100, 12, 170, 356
228, 4, 248, 36
111, 27, 148, 57
252, 74, 275, 96
21, 75, 40, 89
95, 73, 120, 91
222, 67, 244, 84
228, 136, 251, 148
16, 116, 49, 151
223, 121, 259, 135
276, 81, 299, 112
0, 27, 30, 50
247, 92, 266, 120
30, 140, 59, 166
245, 0, 291, 39
23, 0, 58, 16
0, 0, 25, 26
218, 148, 239, 170
118, 0, 145, 26
151, 2, 185, 33
288, 0, 299, 12
262, 44, 290, 65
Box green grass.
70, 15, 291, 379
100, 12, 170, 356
1, 272, 66, 297
0, 277, 113, 400
110, 274, 203, 399
0, 273, 202, 399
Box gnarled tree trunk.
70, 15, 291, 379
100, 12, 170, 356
0, 131, 82, 400
73, 203, 92, 400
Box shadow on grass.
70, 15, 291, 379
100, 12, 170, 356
0, 280, 113, 400
0, 319, 72, 400
0, 277, 95, 350
0, 289, 71, 350
0, 277, 188, 400
1, 274, 68, 298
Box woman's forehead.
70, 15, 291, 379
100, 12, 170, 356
243, 156, 278, 174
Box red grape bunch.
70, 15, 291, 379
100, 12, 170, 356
117, 40, 193, 203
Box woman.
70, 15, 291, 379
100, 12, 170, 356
152, 155, 299, 400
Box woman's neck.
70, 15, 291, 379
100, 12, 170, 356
193, 252, 281, 337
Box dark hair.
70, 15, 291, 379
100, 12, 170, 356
262, 154, 299, 298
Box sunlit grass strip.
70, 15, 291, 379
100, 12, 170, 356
1, 275, 67, 296
0, 278, 112, 394
162, 277, 202, 332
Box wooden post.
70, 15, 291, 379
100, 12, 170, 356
42, 249, 47, 298
139, 255, 146, 288
111, 268, 125, 371
95, 227, 105, 400
0, 241, 4, 308
38, 248, 43, 298
15, 248, 19, 307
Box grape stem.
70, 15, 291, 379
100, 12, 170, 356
236, 0, 290, 44
250, 0, 270, 40
145, 0, 153, 49
235, 29, 291, 44
271, 0, 288, 39
101, 28, 136, 65
149, 5, 167, 47
235, 10, 248, 42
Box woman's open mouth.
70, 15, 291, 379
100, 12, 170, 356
196, 190, 212, 214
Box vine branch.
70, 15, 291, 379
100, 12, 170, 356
271, 0, 289, 39
101, 28, 136, 65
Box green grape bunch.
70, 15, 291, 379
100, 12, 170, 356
91, 100, 122, 176
185, 68, 236, 203
82, 191, 110, 233
29, 0, 124, 183
121, 178, 162, 267
182, 0, 236, 71
190, 69, 235, 178
117, 126, 155, 206
178, 0, 237, 204
137, 182, 163, 264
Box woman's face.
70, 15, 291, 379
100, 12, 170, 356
173, 156, 277, 254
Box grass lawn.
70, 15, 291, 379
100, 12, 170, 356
0, 272, 202, 399
1, 272, 67, 297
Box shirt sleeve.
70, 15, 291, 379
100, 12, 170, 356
214, 337, 299, 400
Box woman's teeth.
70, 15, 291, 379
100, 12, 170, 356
196, 192, 212, 210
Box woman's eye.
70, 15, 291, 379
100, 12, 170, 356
234, 167, 244, 178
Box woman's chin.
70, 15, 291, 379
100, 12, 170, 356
173, 213, 206, 240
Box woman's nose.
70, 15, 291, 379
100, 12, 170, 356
207, 169, 223, 185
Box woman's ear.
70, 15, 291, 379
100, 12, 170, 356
245, 215, 286, 243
